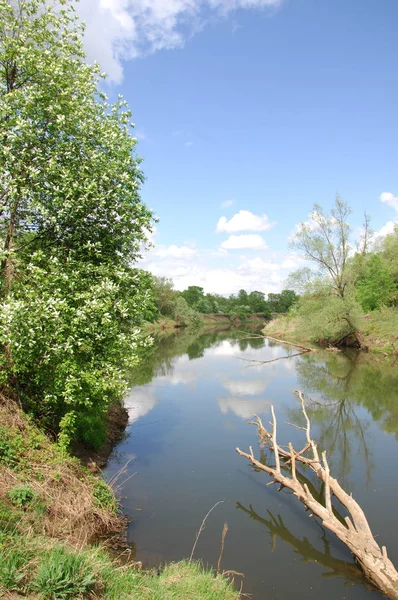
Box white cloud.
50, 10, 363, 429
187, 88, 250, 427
280, 254, 307, 270
184, 141, 194, 147
153, 244, 196, 259
76, 0, 282, 83
216, 210, 273, 233
220, 200, 235, 208
222, 378, 267, 395
375, 221, 396, 239
218, 397, 271, 420
124, 386, 158, 423
239, 257, 279, 271
139, 234, 300, 296
220, 234, 267, 250
373, 192, 398, 240
380, 192, 398, 213
211, 341, 241, 356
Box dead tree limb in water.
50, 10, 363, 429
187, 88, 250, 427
236, 391, 398, 600
264, 335, 314, 353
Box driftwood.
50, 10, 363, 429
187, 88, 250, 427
264, 335, 314, 352
236, 392, 398, 599
235, 350, 309, 366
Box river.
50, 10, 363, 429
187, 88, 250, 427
104, 327, 398, 600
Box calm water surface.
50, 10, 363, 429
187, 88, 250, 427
104, 328, 398, 600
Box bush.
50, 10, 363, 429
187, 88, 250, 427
93, 479, 117, 513
33, 547, 97, 600
0, 436, 17, 466
8, 485, 38, 508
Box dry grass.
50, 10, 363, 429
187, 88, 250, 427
0, 395, 122, 548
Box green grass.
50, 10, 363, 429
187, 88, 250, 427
0, 530, 239, 600
264, 307, 398, 354
358, 307, 398, 353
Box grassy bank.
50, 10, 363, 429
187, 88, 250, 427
264, 307, 398, 354
0, 396, 239, 599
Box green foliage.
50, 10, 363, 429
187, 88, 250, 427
295, 287, 362, 344
356, 254, 397, 311
180, 286, 205, 307
93, 479, 117, 513
267, 290, 298, 313
0, 544, 32, 592
173, 296, 201, 327
152, 276, 177, 317
0, 500, 21, 532
0, 529, 239, 600
0, 0, 154, 448
0, 436, 17, 466
33, 547, 97, 600
379, 224, 398, 279
8, 484, 38, 508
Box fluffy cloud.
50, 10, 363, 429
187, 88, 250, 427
218, 397, 271, 419
222, 378, 267, 395
220, 234, 267, 250
372, 192, 398, 240
124, 386, 158, 423
216, 210, 273, 233
139, 241, 296, 296
153, 244, 196, 259
380, 192, 398, 213
374, 221, 396, 239
76, 0, 282, 83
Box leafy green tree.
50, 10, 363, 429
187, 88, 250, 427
173, 297, 201, 328
291, 197, 370, 343
180, 286, 205, 308
266, 290, 297, 313
379, 225, 398, 280
355, 254, 397, 311
0, 0, 153, 448
247, 291, 268, 313
292, 196, 370, 300
152, 276, 178, 317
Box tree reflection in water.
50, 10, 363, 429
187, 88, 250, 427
285, 350, 397, 483
236, 502, 372, 590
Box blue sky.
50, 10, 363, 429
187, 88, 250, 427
78, 0, 398, 295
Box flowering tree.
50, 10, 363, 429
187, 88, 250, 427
0, 0, 155, 448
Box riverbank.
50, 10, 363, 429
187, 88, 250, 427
0, 395, 239, 599
145, 313, 268, 333
264, 307, 398, 354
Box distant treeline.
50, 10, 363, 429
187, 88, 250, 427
150, 277, 299, 326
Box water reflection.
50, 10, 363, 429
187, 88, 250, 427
107, 327, 398, 600
285, 351, 398, 481
124, 386, 158, 423
236, 503, 370, 589
296, 351, 398, 438
218, 397, 272, 419
222, 378, 268, 396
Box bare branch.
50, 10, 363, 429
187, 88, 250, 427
236, 396, 398, 599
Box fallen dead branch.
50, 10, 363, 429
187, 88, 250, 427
236, 392, 398, 599
264, 335, 314, 352
235, 350, 309, 366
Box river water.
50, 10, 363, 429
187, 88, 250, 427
104, 328, 398, 600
